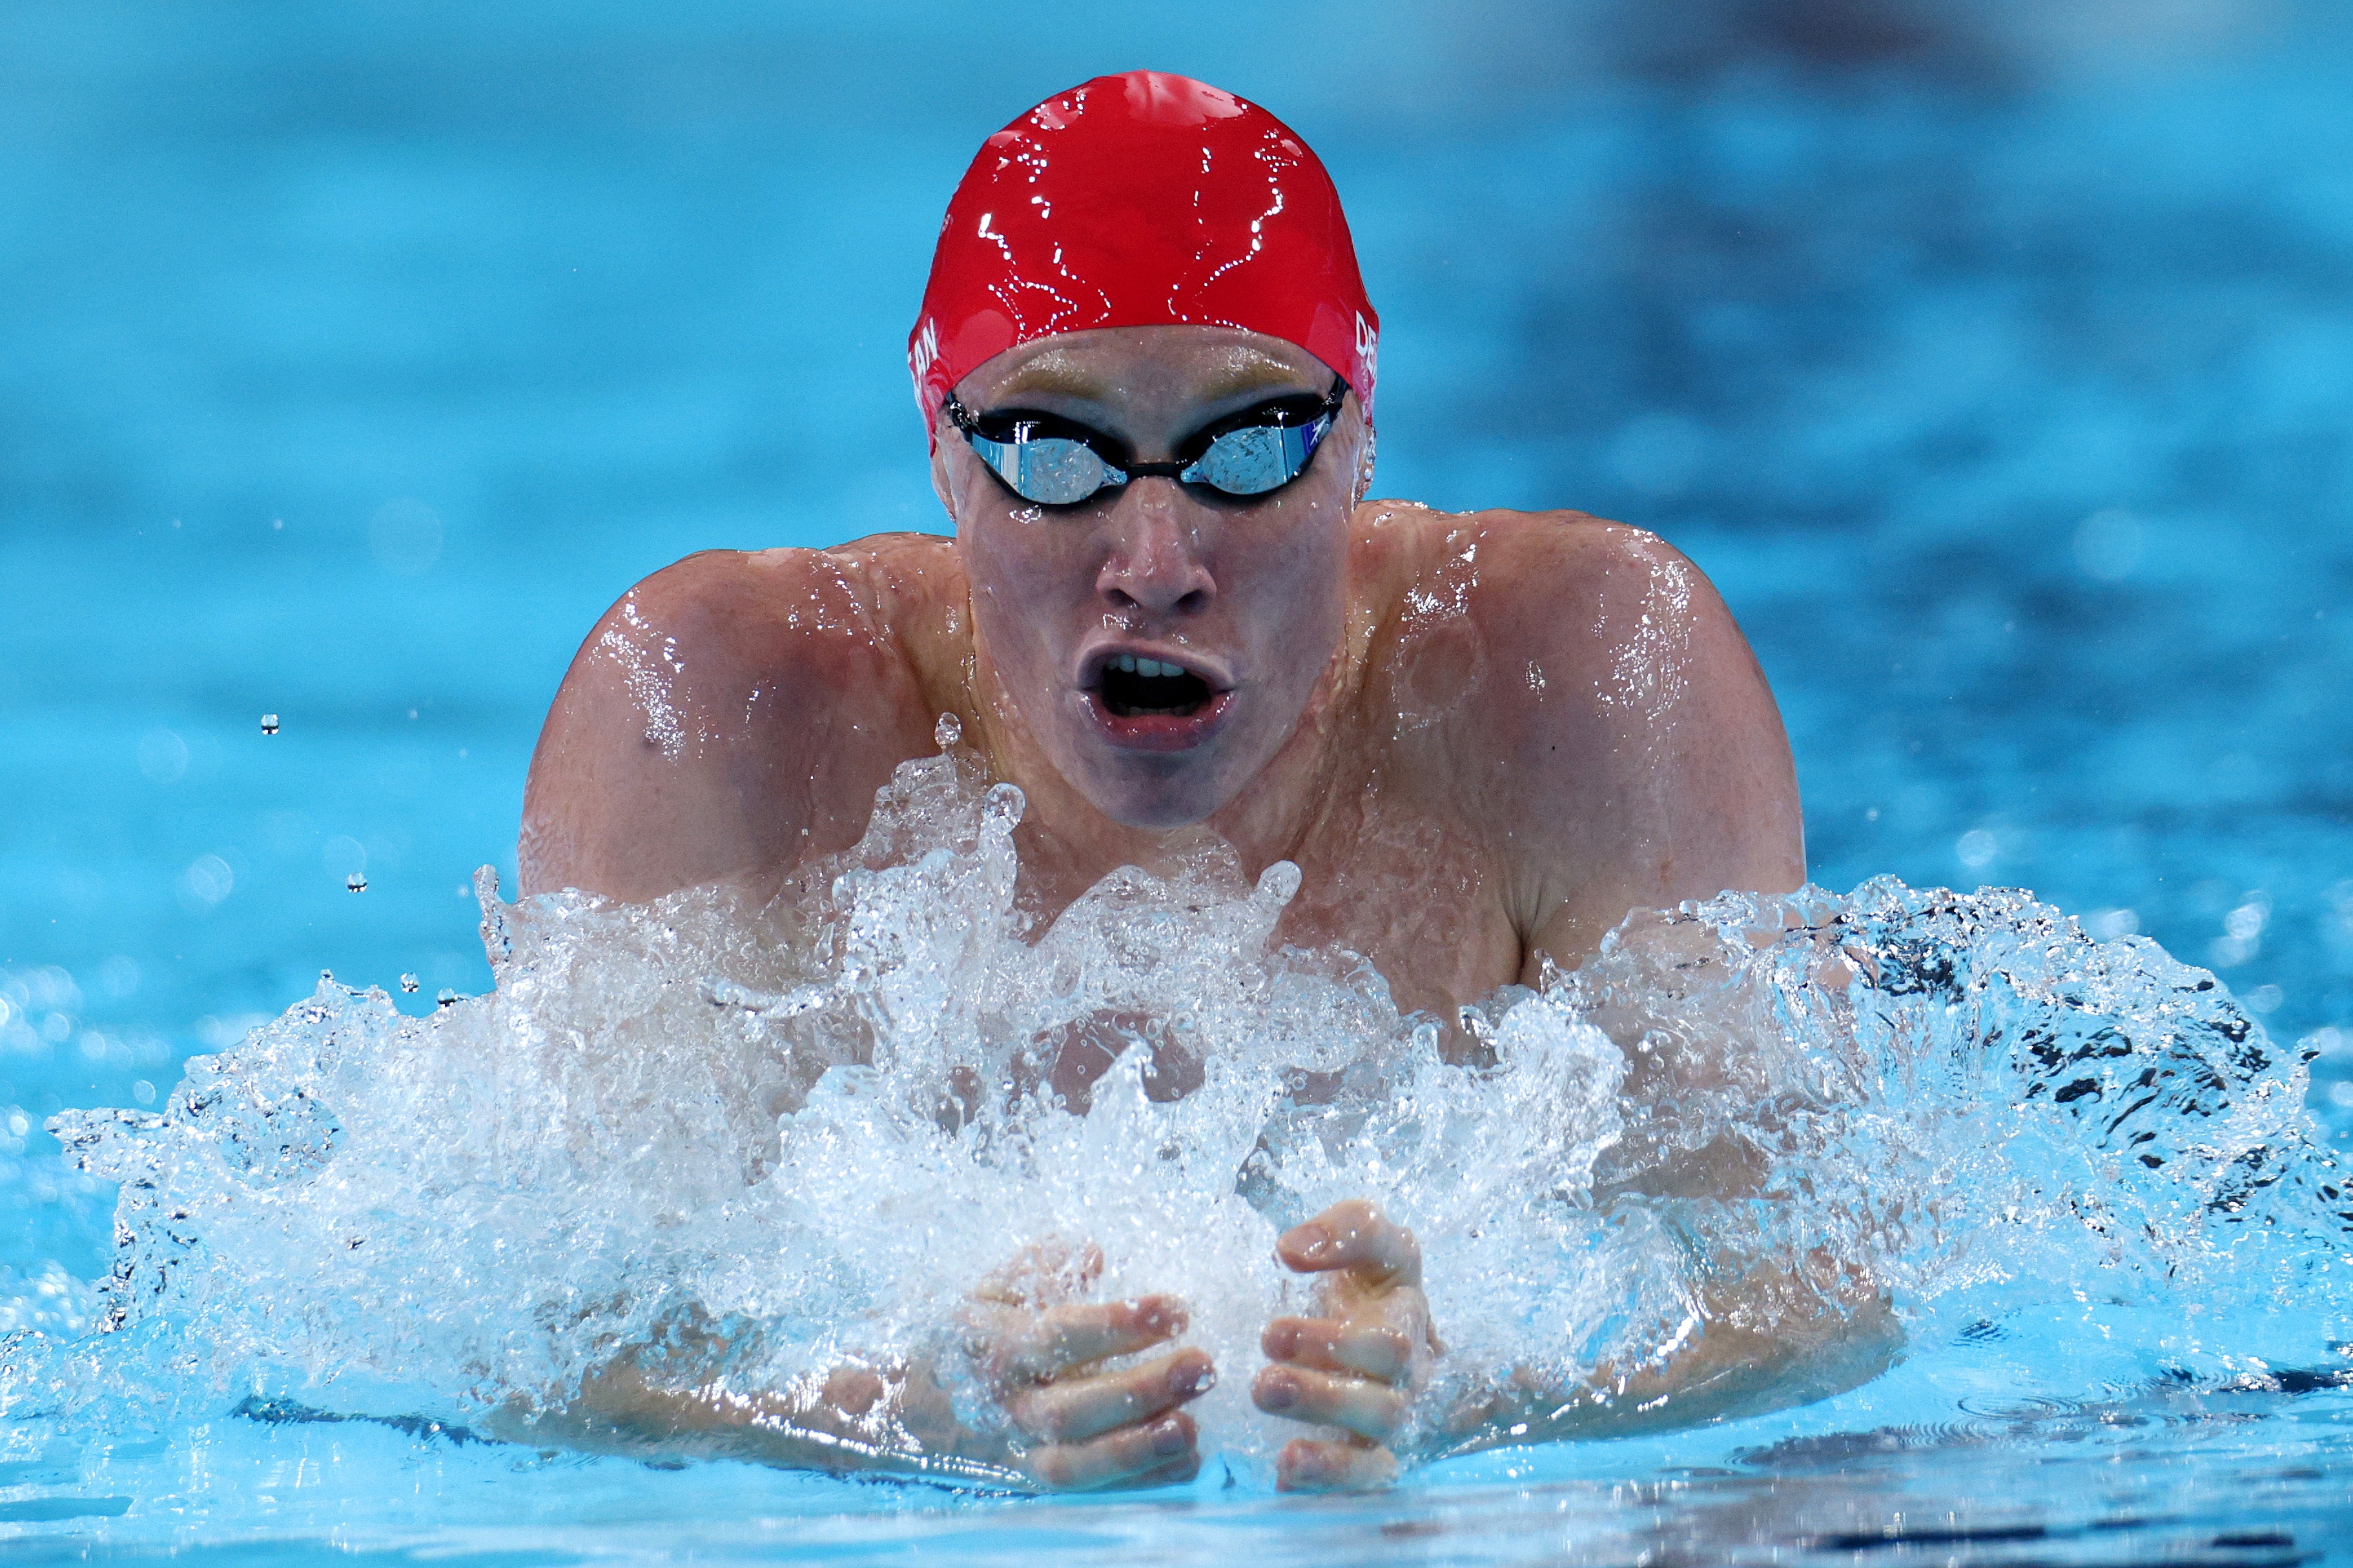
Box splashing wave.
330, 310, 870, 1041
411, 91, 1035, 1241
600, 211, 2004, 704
12, 737, 2349, 1469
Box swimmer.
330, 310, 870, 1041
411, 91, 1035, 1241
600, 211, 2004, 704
518, 72, 1826, 1491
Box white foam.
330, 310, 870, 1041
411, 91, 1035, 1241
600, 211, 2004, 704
15, 733, 2350, 1472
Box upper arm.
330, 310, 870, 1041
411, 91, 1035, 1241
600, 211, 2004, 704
518, 548, 937, 902
1462, 516, 1802, 972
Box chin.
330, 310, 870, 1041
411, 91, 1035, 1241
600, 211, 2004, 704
1063, 746, 1238, 831
1085, 771, 1227, 830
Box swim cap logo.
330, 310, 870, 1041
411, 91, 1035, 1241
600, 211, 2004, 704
1354, 311, 1378, 409
910, 316, 940, 380
909, 316, 941, 414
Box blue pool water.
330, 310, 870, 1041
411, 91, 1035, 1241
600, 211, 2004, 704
5, 1, 2353, 1560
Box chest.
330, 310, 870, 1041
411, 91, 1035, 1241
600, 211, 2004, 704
1271, 773, 1525, 1023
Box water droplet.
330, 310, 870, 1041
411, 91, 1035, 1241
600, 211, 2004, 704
435, 988, 459, 1008
1955, 828, 1998, 870
400, 974, 419, 993
981, 782, 1025, 833
181, 854, 234, 907
260, 713, 280, 735
1254, 860, 1302, 906
934, 712, 963, 751
2088, 908, 2141, 941
346, 873, 367, 893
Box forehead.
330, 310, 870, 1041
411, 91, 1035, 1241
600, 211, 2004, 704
961, 325, 1329, 407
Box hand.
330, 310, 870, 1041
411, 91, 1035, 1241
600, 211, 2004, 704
965, 1240, 1215, 1491
1253, 1199, 1437, 1491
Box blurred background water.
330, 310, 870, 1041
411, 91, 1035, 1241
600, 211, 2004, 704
2, 0, 2352, 1530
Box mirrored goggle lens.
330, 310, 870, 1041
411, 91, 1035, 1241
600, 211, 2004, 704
971, 433, 1120, 506
1180, 415, 1332, 497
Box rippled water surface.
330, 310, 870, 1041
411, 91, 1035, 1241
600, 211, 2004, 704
5, 1, 2353, 1561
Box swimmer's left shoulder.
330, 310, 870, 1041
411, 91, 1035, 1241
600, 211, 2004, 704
1392, 504, 1769, 746
1452, 507, 1700, 600
1355, 502, 1716, 634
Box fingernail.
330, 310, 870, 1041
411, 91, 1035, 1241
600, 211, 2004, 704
1284, 1223, 1331, 1260
1151, 1416, 1190, 1456
1257, 1371, 1297, 1410
1170, 1356, 1215, 1396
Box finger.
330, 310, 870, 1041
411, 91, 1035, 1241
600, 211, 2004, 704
817, 1366, 890, 1417
1025, 1410, 1198, 1492
1251, 1363, 1408, 1443
974, 1237, 1106, 1307
990, 1296, 1187, 1381
1260, 1316, 1414, 1382
1277, 1200, 1420, 1286
1276, 1436, 1398, 1492
1006, 1347, 1215, 1444
1128, 1447, 1205, 1489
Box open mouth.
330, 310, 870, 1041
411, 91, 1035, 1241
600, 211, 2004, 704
1094, 653, 1216, 718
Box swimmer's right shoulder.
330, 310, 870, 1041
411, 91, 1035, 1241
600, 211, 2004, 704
520, 538, 960, 902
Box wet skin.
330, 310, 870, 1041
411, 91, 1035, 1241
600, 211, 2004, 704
520, 325, 1807, 1489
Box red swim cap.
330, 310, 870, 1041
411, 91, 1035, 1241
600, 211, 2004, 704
909, 71, 1379, 448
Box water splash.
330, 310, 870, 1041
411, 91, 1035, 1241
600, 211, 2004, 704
10, 737, 2348, 1471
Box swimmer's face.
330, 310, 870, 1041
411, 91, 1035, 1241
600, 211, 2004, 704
935, 325, 1366, 829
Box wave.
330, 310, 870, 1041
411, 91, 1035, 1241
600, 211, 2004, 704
11, 731, 2348, 1469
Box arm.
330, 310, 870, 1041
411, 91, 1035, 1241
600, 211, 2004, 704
518, 545, 943, 902
1468, 514, 1803, 974
507, 1245, 1215, 1492
1259, 528, 1832, 1487
1255, 1203, 1896, 1491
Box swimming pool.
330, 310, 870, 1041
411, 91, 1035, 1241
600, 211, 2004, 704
5, 1, 2352, 1560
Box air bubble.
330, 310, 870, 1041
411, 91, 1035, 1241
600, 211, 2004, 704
345, 873, 367, 893
435, 988, 459, 1008
399, 974, 419, 993
260, 714, 280, 735
934, 712, 963, 751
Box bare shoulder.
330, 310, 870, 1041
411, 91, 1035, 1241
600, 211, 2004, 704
519, 535, 966, 902
1353, 500, 1802, 963
1361, 501, 1711, 636
1353, 501, 1734, 720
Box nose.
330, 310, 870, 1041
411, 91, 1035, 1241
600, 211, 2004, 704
1095, 480, 1215, 618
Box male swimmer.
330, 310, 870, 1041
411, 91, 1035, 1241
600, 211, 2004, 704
519, 72, 1814, 1491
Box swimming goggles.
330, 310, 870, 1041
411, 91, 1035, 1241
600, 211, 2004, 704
942, 374, 1347, 507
